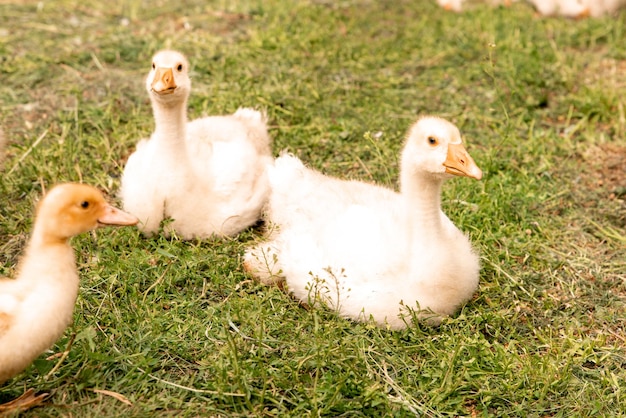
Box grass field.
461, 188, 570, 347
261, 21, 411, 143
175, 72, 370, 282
1, 0, 625, 416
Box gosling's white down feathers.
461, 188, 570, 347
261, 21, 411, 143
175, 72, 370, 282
437, 0, 626, 17
245, 116, 483, 329
120, 50, 273, 239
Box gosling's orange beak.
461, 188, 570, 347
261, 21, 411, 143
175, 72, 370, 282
98, 204, 139, 226
151, 67, 177, 94
444, 143, 483, 180
576, 8, 590, 19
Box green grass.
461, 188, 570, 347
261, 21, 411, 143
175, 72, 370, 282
1, 0, 625, 416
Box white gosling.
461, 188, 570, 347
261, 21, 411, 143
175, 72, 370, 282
120, 50, 273, 239
244, 116, 483, 329
437, 0, 626, 16
0, 184, 137, 411
527, 0, 587, 16
527, 0, 626, 17
437, 0, 517, 12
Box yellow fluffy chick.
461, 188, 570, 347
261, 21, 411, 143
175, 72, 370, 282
0, 183, 137, 385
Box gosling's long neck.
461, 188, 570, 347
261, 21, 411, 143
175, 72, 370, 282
400, 165, 445, 240
150, 94, 188, 156
18, 220, 77, 287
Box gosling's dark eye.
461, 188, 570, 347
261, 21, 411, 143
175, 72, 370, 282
80, 201, 90, 209
427, 136, 438, 146
152, 62, 155, 70
177, 64, 183, 72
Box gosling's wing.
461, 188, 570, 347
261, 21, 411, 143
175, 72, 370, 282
0, 312, 12, 338
0, 278, 19, 339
